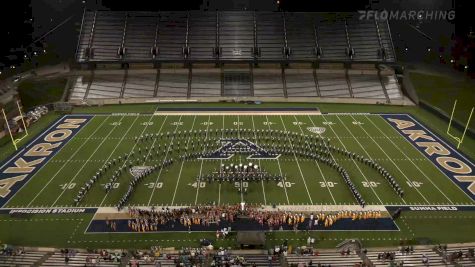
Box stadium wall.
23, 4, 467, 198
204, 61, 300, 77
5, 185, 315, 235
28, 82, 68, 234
401, 70, 419, 104
69, 96, 409, 106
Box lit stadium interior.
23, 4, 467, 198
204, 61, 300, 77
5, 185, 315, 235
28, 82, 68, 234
0, 0, 474, 266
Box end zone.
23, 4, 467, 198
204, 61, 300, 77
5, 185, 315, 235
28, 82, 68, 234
0, 115, 93, 207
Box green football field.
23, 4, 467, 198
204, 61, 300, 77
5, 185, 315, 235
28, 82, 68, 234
4, 112, 473, 209
1, 103, 475, 249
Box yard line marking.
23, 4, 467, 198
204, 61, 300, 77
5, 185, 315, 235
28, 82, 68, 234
265, 115, 290, 205
50, 115, 128, 207
218, 115, 225, 206
279, 115, 313, 205
367, 115, 454, 204
237, 115, 244, 203
147, 115, 183, 206
294, 115, 336, 205
171, 116, 197, 204
251, 116, 267, 206
194, 115, 211, 205
342, 114, 429, 204
26, 116, 110, 207
320, 114, 385, 205
324, 115, 406, 204
98, 113, 162, 207
73, 115, 141, 205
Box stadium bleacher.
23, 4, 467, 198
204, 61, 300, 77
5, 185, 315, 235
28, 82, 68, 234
348, 70, 388, 99
157, 68, 189, 98
0, 250, 49, 267
69, 66, 402, 102
76, 11, 396, 63
285, 68, 319, 97
41, 250, 122, 266
123, 72, 156, 98
286, 250, 364, 266
69, 10, 405, 103
253, 68, 285, 97
366, 248, 442, 266
316, 69, 352, 98
191, 68, 222, 97
0, 243, 474, 266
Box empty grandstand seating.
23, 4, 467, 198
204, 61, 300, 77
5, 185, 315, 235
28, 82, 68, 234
286, 250, 364, 266
189, 12, 217, 60
128, 256, 176, 266
157, 12, 188, 61
123, 72, 156, 98
317, 20, 349, 61
223, 71, 252, 96
285, 69, 318, 97
253, 69, 284, 97
317, 69, 352, 97
348, 70, 387, 99
256, 12, 284, 60
91, 11, 126, 61
123, 12, 157, 61
157, 68, 189, 98
69, 67, 403, 102
76, 11, 396, 63
347, 18, 381, 61
86, 73, 124, 99
285, 13, 317, 61
42, 251, 121, 266
191, 68, 221, 97
0, 251, 48, 266
219, 12, 254, 60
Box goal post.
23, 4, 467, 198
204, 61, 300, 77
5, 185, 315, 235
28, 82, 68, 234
1, 101, 30, 151
446, 100, 474, 149
2, 108, 18, 151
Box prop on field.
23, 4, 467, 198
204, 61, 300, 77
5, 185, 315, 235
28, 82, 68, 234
307, 126, 326, 134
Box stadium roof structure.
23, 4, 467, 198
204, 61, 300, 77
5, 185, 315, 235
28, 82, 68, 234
75, 10, 396, 64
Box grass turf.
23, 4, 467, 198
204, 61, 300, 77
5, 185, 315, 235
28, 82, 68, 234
0, 103, 474, 249
5, 113, 472, 208
1, 211, 474, 249
409, 72, 475, 132
17, 78, 67, 110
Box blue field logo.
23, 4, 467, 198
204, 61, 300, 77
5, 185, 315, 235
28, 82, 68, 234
0, 115, 92, 207
382, 114, 475, 200
200, 138, 280, 160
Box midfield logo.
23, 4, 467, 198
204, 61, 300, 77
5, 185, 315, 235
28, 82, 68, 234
200, 138, 280, 160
